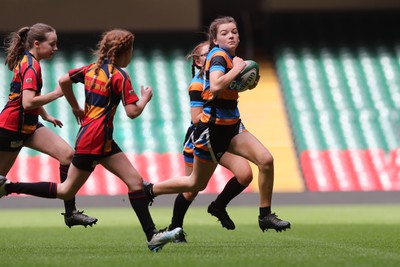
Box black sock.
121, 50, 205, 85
169, 193, 192, 230
259, 207, 271, 218
213, 177, 247, 209
60, 164, 76, 216
5, 182, 57, 198
128, 190, 156, 241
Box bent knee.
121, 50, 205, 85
236, 170, 253, 186
59, 148, 74, 165
258, 154, 274, 171
189, 181, 207, 192
183, 191, 198, 201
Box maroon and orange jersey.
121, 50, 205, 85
69, 61, 139, 155
0, 51, 42, 134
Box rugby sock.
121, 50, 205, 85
60, 164, 76, 216
259, 206, 272, 218
5, 182, 57, 198
128, 190, 156, 241
213, 177, 247, 208
169, 193, 192, 230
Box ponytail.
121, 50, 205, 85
4, 27, 30, 70
4, 23, 55, 70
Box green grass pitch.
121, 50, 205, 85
0, 205, 399, 267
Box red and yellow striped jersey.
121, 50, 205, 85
0, 51, 42, 134
69, 61, 139, 155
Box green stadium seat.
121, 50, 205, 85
275, 40, 400, 191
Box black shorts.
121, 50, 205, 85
183, 124, 195, 147
182, 124, 196, 165
72, 141, 122, 172
193, 120, 245, 163
0, 124, 44, 152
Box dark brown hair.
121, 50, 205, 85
208, 16, 238, 50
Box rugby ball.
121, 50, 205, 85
230, 60, 260, 92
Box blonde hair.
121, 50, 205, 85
4, 23, 55, 70
90, 29, 134, 88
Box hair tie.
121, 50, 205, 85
109, 73, 113, 78
93, 75, 97, 80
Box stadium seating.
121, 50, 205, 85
275, 41, 400, 191
4, 35, 400, 194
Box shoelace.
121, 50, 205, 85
75, 210, 89, 217
156, 227, 168, 234
151, 228, 171, 239
61, 210, 88, 218
157, 227, 186, 236
269, 213, 284, 223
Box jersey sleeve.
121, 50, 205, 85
68, 65, 89, 84
21, 67, 39, 92
118, 73, 139, 105
188, 77, 204, 108
210, 55, 228, 74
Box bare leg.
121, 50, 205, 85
228, 132, 273, 208
24, 127, 96, 227
25, 127, 73, 165
228, 131, 290, 232
152, 159, 217, 196
0, 151, 20, 176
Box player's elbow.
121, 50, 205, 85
209, 85, 222, 93
125, 103, 144, 119
125, 109, 141, 119
58, 74, 72, 87
22, 100, 35, 110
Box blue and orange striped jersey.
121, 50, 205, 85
69, 61, 139, 155
0, 51, 42, 134
183, 72, 206, 165
200, 46, 240, 125
188, 72, 206, 110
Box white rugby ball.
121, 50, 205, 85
230, 60, 260, 92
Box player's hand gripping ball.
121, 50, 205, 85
230, 60, 260, 92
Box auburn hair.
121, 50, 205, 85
90, 29, 134, 88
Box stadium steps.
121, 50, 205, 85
240, 60, 305, 192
